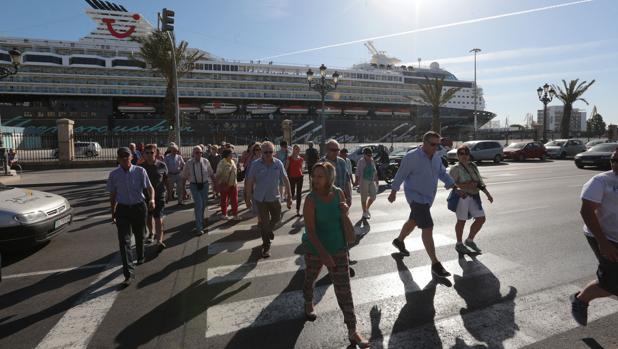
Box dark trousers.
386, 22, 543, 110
256, 200, 282, 246
115, 202, 147, 279
289, 176, 303, 211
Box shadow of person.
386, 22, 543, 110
370, 305, 385, 349
388, 253, 445, 348
452, 256, 518, 349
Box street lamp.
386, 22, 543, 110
0, 48, 22, 176
537, 83, 556, 144
306, 64, 339, 155
469, 48, 481, 139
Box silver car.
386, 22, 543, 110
447, 140, 504, 164
0, 185, 72, 248
545, 139, 586, 159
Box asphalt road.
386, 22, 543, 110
1, 159, 617, 349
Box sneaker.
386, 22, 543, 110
455, 243, 472, 255
570, 292, 588, 326
157, 242, 166, 254
465, 239, 482, 253
269, 232, 275, 241
136, 259, 145, 265
121, 275, 134, 287
392, 238, 410, 256
196, 228, 205, 236
261, 244, 271, 258
232, 215, 241, 221
362, 211, 369, 219
431, 262, 451, 278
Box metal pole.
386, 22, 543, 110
542, 102, 548, 144
168, 31, 181, 147
473, 51, 478, 139
320, 92, 326, 156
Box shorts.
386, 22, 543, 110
360, 180, 377, 202
408, 201, 433, 229
455, 196, 485, 221
586, 235, 618, 295
149, 199, 165, 218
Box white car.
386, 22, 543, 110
0, 185, 72, 248
544, 139, 586, 159
53, 141, 102, 158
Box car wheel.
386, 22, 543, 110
517, 154, 525, 162
85, 150, 94, 157
559, 152, 566, 160
493, 154, 502, 164
540, 154, 547, 161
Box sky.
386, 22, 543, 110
2, 0, 618, 127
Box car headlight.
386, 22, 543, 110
64, 199, 71, 209
14, 211, 48, 224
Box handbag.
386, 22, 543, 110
447, 189, 459, 212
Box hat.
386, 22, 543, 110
362, 147, 373, 155
117, 147, 131, 157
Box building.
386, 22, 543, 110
537, 106, 586, 133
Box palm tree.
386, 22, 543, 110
408, 76, 461, 133
135, 31, 204, 141
552, 79, 595, 139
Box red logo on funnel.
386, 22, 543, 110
102, 14, 140, 39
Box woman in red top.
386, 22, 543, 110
286, 144, 305, 216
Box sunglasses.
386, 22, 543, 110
263, 151, 274, 154
145, 151, 154, 154
254, 149, 261, 152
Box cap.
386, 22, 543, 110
117, 147, 131, 157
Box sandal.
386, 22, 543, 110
304, 302, 317, 322
348, 331, 370, 348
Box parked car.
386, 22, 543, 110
503, 142, 547, 161
390, 145, 449, 167
53, 141, 102, 158
348, 144, 390, 168
447, 140, 504, 164
585, 139, 611, 150
544, 139, 586, 159
574, 142, 618, 169
0, 185, 72, 249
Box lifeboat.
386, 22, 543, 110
374, 108, 393, 116
202, 102, 237, 114
246, 103, 278, 114
118, 103, 156, 113
279, 105, 308, 114
321, 106, 341, 114
393, 108, 410, 116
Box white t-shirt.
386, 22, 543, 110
580, 171, 618, 242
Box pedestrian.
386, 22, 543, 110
182, 145, 215, 235
140, 144, 168, 253
164, 144, 186, 205
388, 131, 461, 278
340, 148, 355, 187
129, 142, 141, 165
209, 145, 222, 200
216, 148, 240, 220
321, 139, 353, 207
448, 144, 494, 255
305, 141, 319, 180
355, 147, 379, 219
301, 162, 369, 348
570, 149, 618, 326
286, 144, 305, 216
276, 141, 290, 201
155, 147, 164, 161
245, 141, 292, 258
107, 147, 155, 286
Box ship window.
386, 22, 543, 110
70, 57, 106, 67
0, 53, 9, 62
214, 64, 221, 71
112, 59, 146, 68
24, 54, 62, 65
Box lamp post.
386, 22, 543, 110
537, 83, 556, 144
0, 48, 22, 176
306, 64, 339, 155
469, 48, 481, 139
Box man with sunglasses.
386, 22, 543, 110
245, 141, 292, 258
140, 144, 168, 253
388, 131, 460, 278
571, 149, 618, 326
107, 147, 155, 286
321, 139, 353, 207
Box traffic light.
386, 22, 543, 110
161, 8, 175, 32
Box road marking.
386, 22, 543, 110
35, 255, 124, 349
377, 283, 618, 349
496, 205, 550, 215
485, 173, 592, 186
207, 220, 408, 255
205, 253, 518, 337
2, 264, 108, 279
206, 234, 456, 283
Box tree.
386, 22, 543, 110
408, 76, 461, 133
587, 112, 606, 138
135, 31, 204, 141
552, 79, 595, 139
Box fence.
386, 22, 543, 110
3, 132, 58, 163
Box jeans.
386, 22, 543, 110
256, 200, 281, 245
115, 202, 147, 279
289, 176, 303, 211
190, 182, 210, 232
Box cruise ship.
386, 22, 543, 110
0, 0, 495, 145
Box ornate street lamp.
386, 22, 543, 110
1, 48, 22, 176
306, 64, 339, 155
537, 83, 556, 144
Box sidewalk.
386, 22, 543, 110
14, 167, 115, 187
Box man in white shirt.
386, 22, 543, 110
571, 149, 618, 326
182, 146, 215, 235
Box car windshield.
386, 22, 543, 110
546, 141, 565, 146
586, 140, 603, 147
589, 143, 618, 152
506, 143, 525, 149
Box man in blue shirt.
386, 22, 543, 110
388, 131, 460, 278
245, 141, 292, 258
320, 139, 353, 207
108, 147, 155, 286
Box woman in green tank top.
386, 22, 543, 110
301, 162, 369, 348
